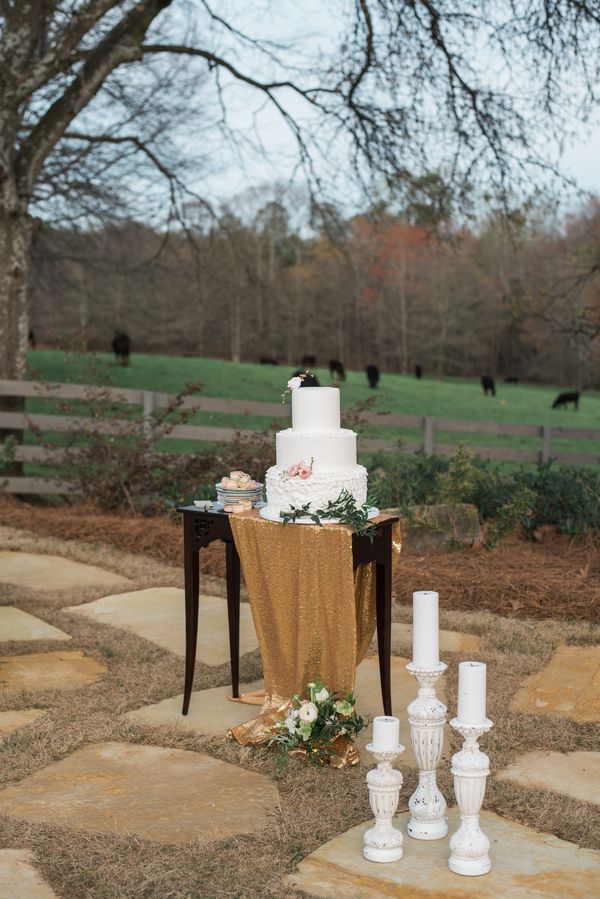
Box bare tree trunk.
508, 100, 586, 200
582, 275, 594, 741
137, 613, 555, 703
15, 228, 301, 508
0, 208, 35, 474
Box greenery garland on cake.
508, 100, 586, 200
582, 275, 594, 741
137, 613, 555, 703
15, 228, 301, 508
280, 488, 377, 541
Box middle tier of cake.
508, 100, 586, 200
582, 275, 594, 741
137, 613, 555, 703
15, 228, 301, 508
275, 427, 358, 471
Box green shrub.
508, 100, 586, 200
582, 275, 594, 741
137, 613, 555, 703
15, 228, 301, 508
367, 443, 600, 538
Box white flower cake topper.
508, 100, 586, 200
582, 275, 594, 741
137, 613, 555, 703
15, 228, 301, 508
281, 370, 310, 403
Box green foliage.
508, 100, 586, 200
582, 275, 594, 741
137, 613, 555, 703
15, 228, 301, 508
368, 444, 600, 540
280, 489, 377, 541
0, 435, 16, 471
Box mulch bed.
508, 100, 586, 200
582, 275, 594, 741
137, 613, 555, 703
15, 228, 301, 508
1, 497, 599, 621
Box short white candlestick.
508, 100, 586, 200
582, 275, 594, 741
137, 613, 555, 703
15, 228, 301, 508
406, 661, 448, 840
449, 717, 493, 876
363, 742, 405, 863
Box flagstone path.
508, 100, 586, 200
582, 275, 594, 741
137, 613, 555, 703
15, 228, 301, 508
0, 741, 279, 845
0, 607, 71, 642
0, 551, 131, 593
126, 655, 448, 768
0, 650, 106, 691
0, 709, 45, 736
0, 850, 57, 899
66, 587, 258, 662
498, 751, 600, 806
286, 808, 600, 898
510, 645, 600, 723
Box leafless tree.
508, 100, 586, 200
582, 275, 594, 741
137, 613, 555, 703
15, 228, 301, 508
1, 0, 600, 394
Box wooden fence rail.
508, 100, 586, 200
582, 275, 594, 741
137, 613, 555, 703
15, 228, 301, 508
1, 378, 599, 495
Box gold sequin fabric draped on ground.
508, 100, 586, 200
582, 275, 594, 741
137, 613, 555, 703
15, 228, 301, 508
228, 511, 401, 752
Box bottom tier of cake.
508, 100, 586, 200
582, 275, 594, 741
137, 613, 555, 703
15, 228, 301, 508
264, 464, 368, 517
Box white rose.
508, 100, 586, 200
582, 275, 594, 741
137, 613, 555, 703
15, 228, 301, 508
298, 701, 318, 723
284, 713, 298, 734
287, 376, 302, 390
315, 688, 329, 703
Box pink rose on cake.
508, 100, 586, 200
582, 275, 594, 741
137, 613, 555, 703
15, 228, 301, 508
283, 457, 314, 481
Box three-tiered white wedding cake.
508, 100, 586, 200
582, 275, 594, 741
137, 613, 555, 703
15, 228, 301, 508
263, 386, 368, 518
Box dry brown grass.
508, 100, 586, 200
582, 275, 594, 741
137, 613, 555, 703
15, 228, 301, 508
2, 497, 599, 619
0, 515, 599, 897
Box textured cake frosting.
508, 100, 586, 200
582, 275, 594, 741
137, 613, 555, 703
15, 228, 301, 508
264, 386, 368, 517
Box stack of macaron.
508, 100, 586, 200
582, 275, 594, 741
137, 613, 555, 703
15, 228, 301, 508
216, 470, 263, 512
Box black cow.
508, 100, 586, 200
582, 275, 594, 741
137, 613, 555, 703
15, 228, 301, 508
329, 359, 346, 381
366, 364, 380, 389
552, 391, 579, 410
292, 368, 320, 387
28, 329, 36, 349
301, 354, 316, 367
504, 376, 519, 384
260, 357, 278, 365
415, 364, 423, 380
111, 331, 131, 366
481, 375, 496, 396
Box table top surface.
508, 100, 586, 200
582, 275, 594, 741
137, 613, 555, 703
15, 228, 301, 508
178, 504, 398, 525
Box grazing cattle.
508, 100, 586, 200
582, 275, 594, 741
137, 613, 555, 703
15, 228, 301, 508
292, 368, 320, 387
260, 357, 278, 365
329, 359, 346, 381
481, 375, 496, 396
301, 354, 317, 367
504, 376, 519, 384
552, 391, 579, 410
28, 329, 36, 349
415, 364, 423, 380
366, 364, 380, 389
111, 331, 131, 366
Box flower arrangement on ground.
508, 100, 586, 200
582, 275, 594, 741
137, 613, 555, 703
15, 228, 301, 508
268, 679, 365, 767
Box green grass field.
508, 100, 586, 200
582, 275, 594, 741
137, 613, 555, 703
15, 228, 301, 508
23, 350, 600, 464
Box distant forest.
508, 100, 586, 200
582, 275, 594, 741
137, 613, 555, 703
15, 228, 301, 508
30, 194, 600, 388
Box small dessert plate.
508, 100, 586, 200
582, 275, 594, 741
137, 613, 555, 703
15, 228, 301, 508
193, 499, 213, 510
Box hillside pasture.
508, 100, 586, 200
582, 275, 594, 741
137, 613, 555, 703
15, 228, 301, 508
19, 350, 600, 466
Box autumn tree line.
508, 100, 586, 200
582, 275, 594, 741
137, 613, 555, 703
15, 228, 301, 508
30, 194, 600, 388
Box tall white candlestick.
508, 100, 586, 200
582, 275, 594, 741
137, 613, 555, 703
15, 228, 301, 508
372, 716, 400, 751
457, 661, 487, 725
412, 591, 439, 667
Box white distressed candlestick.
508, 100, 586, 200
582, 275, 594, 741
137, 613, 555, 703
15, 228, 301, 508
363, 736, 405, 863
406, 661, 448, 840
449, 717, 493, 876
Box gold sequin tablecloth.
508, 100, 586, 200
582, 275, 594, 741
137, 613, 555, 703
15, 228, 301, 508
227, 510, 401, 746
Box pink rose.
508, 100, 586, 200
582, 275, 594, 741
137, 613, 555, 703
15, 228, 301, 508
298, 466, 311, 480
287, 463, 300, 477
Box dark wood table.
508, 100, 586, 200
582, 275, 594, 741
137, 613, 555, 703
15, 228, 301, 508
179, 506, 398, 717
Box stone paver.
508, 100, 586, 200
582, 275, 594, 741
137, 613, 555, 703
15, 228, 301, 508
286, 808, 600, 898
66, 587, 258, 662
0, 741, 279, 845
0, 607, 71, 643
0, 850, 57, 899
0, 651, 106, 691
0, 709, 45, 736
0, 551, 130, 593
498, 751, 600, 806
511, 645, 600, 723
126, 679, 264, 735
374, 622, 481, 654
125, 657, 446, 769
354, 656, 449, 767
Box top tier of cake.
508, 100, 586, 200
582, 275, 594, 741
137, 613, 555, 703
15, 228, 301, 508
291, 386, 340, 432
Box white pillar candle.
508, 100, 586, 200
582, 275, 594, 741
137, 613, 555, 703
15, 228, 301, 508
412, 591, 439, 667
372, 715, 400, 751
457, 661, 487, 725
